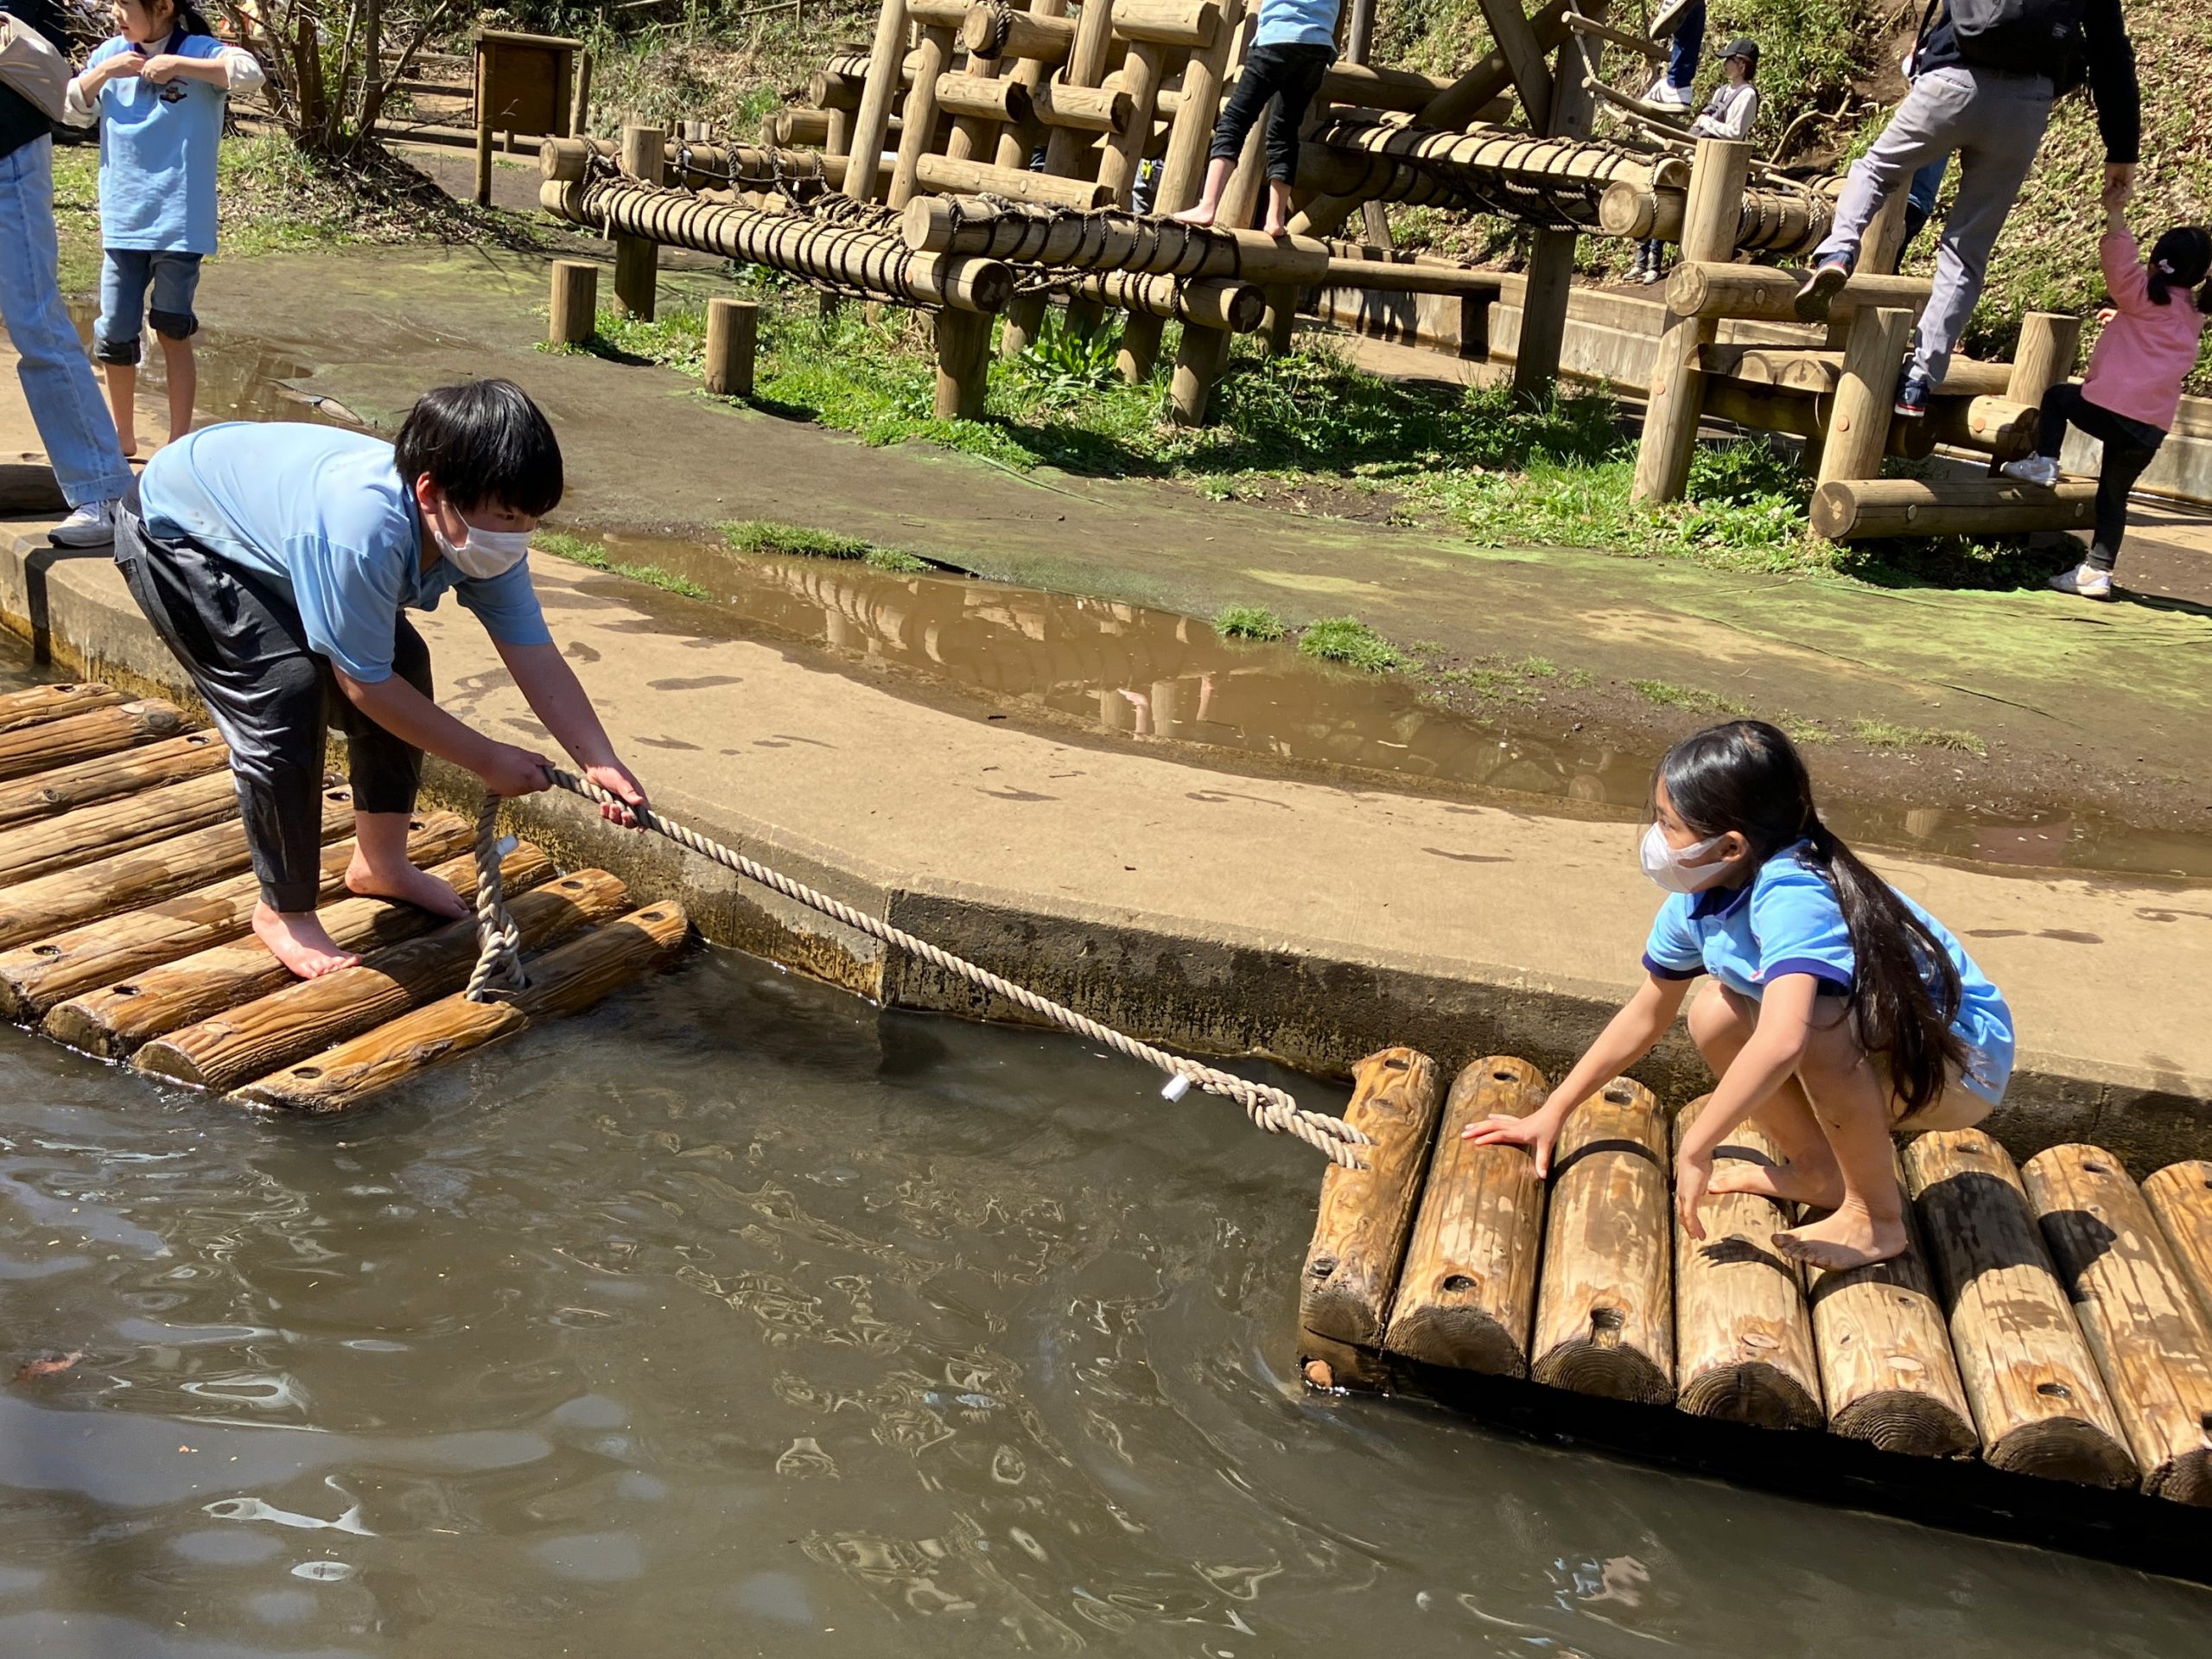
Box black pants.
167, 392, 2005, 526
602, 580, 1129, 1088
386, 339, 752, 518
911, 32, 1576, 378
114, 499, 432, 912
1209, 41, 1334, 187
2037, 382, 2164, 570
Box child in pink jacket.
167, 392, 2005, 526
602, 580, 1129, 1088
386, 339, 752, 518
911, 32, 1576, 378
2005, 177, 2211, 600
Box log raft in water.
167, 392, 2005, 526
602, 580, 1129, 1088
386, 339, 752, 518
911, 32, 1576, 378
2024, 1145, 2212, 1503
0, 681, 124, 734
136, 870, 637, 1093
1669, 1096, 1824, 1428
0, 770, 241, 889
1382, 1056, 1548, 1376
0, 729, 229, 832
0, 699, 198, 783
2144, 1161, 2212, 1330
0, 815, 474, 1022
232, 901, 690, 1116
1530, 1077, 1675, 1402
45, 841, 558, 1058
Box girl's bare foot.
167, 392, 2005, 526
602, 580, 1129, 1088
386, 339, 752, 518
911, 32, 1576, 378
1170, 204, 1217, 227
1263, 218, 1290, 238
1707, 1158, 1845, 1211
1773, 1201, 1909, 1271
252, 904, 361, 979
346, 858, 470, 919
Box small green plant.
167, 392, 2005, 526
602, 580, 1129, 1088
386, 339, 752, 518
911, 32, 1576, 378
1562, 667, 1597, 690
1516, 655, 1558, 679
1629, 679, 1749, 717
1780, 715, 1837, 747
1213, 604, 1287, 642
1299, 616, 1402, 673
1014, 318, 1124, 404
721, 519, 929, 573
1850, 719, 1987, 757
533, 531, 709, 600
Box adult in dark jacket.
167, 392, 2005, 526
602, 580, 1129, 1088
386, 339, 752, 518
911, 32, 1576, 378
1, 0, 134, 544
1798, 0, 2139, 416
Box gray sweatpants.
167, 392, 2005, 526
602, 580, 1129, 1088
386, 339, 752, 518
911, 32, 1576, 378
1812, 65, 2054, 389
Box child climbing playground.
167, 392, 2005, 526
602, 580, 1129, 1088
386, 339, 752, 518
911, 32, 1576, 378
1464, 720, 2015, 1271
1635, 36, 1759, 284
113, 378, 652, 979
1169, 0, 1341, 238
62, 0, 263, 456
2002, 178, 2212, 601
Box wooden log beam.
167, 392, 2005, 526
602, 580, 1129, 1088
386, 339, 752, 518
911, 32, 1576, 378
0, 681, 122, 732
0, 699, 197, 783
1562, 7, 1666, 60
1032, 75, 1132, 133
994, 0, 1071, 174
1319, 251, 1506, 297
0, 814, 474, 1023
1700, 343, 1840, 391
1669, 1096, 1823, 1427
0, 770, 241, 890
1382, 1056, 1548, 1376
0, 728, 227, 832
2024, 1146, 2212, 1503
1040, 0, 1120, 181
1815, 304, 1913, 488
1631, 139, 1749, 505
887, 24, 957, 210
1299, 1047, 1445, 1355
1516, 0, 1606, 400
843, 0, 912, 202
934, 70, 1033, 126
45, 842, 558, 1060
1109, 0, 1220, 48
899, 194, 1325, 280
0, 789, 354, 951
137, 871, 639, 1093
1071, 270, 1266, 329
931, 306, 994, 420
1095, 37, 1169, 205
765, 107, 833, 148
1598, 177, 1836, 257
1903, 1128, 2138, 1486
1665, 260, 1930, 325
2007, 312, 2081, 407
1530, 1076, 1674, 1402
1810, 476, 2098, 542
233, 902, 690, 1116
1474, 0, 1555, 131
2144, 1161, 2212, 1331
613, 124, 665, 320
963, 3, 1076, 65
1929, 393, 2039, 460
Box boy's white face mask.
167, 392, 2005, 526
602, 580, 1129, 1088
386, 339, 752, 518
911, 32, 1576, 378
435, 520, 533, 581
1640, 822, 1734, 893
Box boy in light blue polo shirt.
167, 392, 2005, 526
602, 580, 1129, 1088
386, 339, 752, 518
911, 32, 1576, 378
1171, 0, 1342, 236
63, 0, 263, 454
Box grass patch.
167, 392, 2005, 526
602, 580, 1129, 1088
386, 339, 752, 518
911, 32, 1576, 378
1850, 719, 1988, 757
1629, 680, 1751, 717
1214, 604, 1288, 642
720, 518, 928, 574
532, 530, 709, 600
1299, 616, 1403, 673
1780, 714, 1838, 747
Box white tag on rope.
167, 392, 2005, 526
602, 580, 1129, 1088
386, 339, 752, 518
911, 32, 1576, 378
1160, 1074, 1192, 1102
495, 834, 520, 857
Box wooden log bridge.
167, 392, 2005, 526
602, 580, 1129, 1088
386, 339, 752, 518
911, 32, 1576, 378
0, 682, 689, 1112
1296, 1046, 2212, 1568
1308, 116, 1655, 233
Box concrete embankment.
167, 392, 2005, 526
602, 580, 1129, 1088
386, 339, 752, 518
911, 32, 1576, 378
5, 520, 2209, 1170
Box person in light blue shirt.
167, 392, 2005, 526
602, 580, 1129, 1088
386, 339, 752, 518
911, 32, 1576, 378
1171, 0, 1342, 236
62, 0, 263, 455
119, 381, 651, 980
1467, 720, 2014, 1274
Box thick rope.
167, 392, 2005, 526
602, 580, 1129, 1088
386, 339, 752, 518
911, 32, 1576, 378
462, 773, 1370, 1166
464, 796, 528, 1001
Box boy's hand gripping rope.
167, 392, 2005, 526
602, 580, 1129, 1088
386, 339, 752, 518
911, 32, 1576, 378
462, 772, 1370, 1168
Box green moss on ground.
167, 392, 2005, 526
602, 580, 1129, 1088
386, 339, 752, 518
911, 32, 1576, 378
721, 519, 928, 573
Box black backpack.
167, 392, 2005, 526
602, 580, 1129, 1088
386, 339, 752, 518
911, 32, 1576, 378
1940, 0, 2088, 83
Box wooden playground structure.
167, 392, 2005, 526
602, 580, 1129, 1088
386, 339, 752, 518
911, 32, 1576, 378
524, 0, 2101, 543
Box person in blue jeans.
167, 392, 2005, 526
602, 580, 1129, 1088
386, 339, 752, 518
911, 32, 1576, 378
1171, 0, 1341, 237
0, 0, 135, 546
64, 0, 262, 457
1642, 0, 1703, 111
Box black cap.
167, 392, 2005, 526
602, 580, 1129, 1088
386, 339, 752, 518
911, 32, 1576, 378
1723, 37, 1759, 69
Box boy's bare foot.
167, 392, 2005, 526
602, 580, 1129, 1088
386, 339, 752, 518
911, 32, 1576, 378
346, 858, 471, 919
1169, 204, 1217, 228
1773, 1201, 1909, 1271
1708, 1159, 1846, 1211
252, 904, 361, 979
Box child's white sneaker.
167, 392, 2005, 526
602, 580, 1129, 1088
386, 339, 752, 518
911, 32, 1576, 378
2000, 454, 2061, 486
48, 499, 119, 547
2049, 562, 2113, 601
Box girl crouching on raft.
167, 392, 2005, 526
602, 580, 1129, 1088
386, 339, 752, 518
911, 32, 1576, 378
1466, 720, 2014, 1270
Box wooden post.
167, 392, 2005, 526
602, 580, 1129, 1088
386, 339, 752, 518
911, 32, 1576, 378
473, 40, 494, 207
549, 258, 598, 346
1299, 1048, 1443, 1361
1815, 305, 1913, 488
2006, 311, 2082, 408
1510, 0, 1604, 403
1473, 0, 1554, 130
1529, 1077, 1674, 1402
0, 700, 194, 784
705, 297, 758, 397
992, 0, 1071, 170
0, 730, 226, 833
1824, 187, 1911, 349
1630, 138, 1751, 505
1382, 1056, 1548, 1376
568, 47, 591, 137
1169, 314, 1234, 424
842, 0, 912, 201
933, 305, 995, 420
613, 124, 664, 321
887, 23, 957, 209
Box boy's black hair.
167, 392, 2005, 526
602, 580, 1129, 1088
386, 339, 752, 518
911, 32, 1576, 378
393, 378, 564, 517
2145, 226, 2212, 312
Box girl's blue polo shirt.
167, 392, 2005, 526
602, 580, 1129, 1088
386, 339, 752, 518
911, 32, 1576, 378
86, 31, 232, 255
1642, 841, 2015, 1105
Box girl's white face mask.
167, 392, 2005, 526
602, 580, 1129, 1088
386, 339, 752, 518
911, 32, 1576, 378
1640, 822, 1734, 893
435, 521, 532, 581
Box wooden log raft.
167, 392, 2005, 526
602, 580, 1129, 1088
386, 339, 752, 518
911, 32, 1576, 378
1665, 260, 1930, 324
2144, 1161, 2212, 1329
0, 814, 474, 1022
233, 902, 690, 1116
44, 842, 558, 1059
1382, 1056, 1548, 1376
1811, 477, 2097, 542
1670, 1096, 1823, 1428
0, 770, 241, 889
0, 681, 124, 733
0, 699, 197, 783
1298, 1046, 1445, 1388
1904, 1129, 2138, 1485
2024, 1146, 2212, 1503
134, 870, 636, 1092
0, 790, 353, 951
0, 729, 228, 833
1530, 1077, 1674, 1402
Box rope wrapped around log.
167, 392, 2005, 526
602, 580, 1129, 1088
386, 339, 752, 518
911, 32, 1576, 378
550, 134, 836, 196
899, 194, 1331, 283
541, 174, 1015, 312
1597, 175, 1843, 257
1308, 117, 1659, 233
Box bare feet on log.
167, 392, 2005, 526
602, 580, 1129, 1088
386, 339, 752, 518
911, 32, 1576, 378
1707, 1158, 1845, 1211
252, 904, 361, 979
1169, 203, 1217, 228
1773, 1200, 1908, 1271
345, 857, 470, 919
1263, 215, 1290, 238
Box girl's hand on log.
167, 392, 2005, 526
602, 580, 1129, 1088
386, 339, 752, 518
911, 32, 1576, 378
584, 760, 649, 829
481, 743, 555, 798
1675, 1149, 1713, 1241
1463, 1111, 1560, 1179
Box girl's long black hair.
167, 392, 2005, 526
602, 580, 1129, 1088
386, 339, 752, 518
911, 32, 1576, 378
1656, 720, 1964, 1113
2145, 226, 2212, 312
